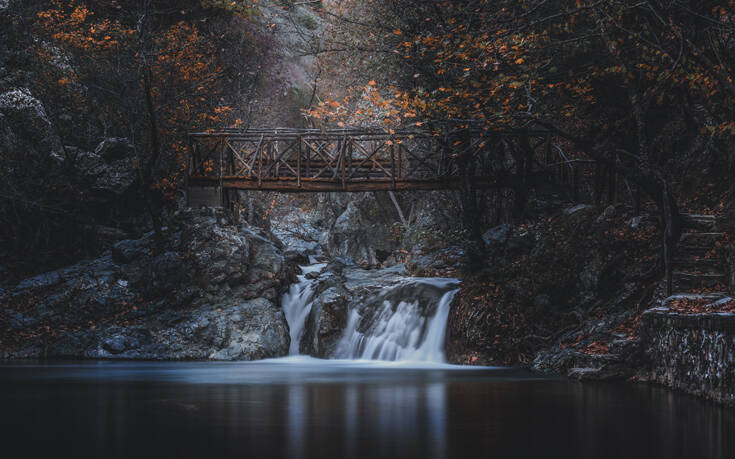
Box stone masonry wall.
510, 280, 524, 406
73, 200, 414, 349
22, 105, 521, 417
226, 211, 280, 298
639, 308, 735, 406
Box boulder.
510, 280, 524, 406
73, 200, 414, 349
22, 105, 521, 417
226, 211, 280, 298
482, 224, 511, 247
326, 194, 396, 266
0, 88, 61, 155
207, 298, 290, 360
94, 137, 133, 161
301, 286, 348, 357
75, 147, 137, 201
112, 239, 150, 264
102, 335, 127, 354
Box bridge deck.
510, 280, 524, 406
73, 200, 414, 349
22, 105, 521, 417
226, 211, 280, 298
187, 127, 555, 194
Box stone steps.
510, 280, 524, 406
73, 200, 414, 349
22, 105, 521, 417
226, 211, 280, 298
679, 232, 724, 246
672, 257, 723, 270
669, 213, 729, 294
661, 293, 733, 311
681, 213, 718, 231
663, 292, 730, 303
672, 271, 728, 290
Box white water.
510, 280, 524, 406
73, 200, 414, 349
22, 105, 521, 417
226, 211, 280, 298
333, 282, 459, 363
281, 259, 326, 355
282, 263, 459, 363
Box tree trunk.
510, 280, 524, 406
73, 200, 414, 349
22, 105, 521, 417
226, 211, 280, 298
132, 68, 165, 250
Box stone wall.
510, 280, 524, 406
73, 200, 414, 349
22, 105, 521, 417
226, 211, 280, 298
639, 308, 735, 406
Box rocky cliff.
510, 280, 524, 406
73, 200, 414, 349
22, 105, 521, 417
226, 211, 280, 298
0, 208, 294, 360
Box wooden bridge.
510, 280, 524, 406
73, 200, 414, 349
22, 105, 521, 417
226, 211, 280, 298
186, 126, 583, 195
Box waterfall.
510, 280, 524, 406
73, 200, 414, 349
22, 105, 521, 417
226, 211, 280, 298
333, 278, 459, 363
282, 260, 326, 355
282, 261, 459, 363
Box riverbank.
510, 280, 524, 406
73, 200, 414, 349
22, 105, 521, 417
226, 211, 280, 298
2, 198, 734, 408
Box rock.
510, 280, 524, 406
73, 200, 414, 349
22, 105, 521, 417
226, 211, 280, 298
567, 367, 602, 380
596, 205, 616, 223
91, 159, 137, 198
93, 225, 128, 241
326, 194, 397, 266
629, 214, 650, 229
0, 88, 61, 155
482, 224, 511, 247
8, 312, 38, 330
283, 249, 310, 265
112, 239, 150, 263
564, 204, 592, 215
0, 1, 9, 11
206, 298, 289, 360
301, 286, 348, 357
48, 331, 86, 357
2, 208, 292, 361
103, 335, 127, 354
579, 256, 605, 294
143, 251, 183, 297
94, 137, 133, 161
75, 148, 137, 201
15, 270, 64, 292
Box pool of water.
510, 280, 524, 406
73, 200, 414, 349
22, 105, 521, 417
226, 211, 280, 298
1, 358, 733, 459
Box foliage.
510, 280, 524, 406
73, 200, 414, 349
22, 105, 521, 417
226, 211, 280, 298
0, 0, 272, 275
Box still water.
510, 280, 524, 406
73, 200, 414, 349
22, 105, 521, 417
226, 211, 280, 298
1, 358, 733, 459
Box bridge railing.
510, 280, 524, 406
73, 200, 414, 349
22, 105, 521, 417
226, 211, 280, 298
186, 126, 627, 210
187, 127, 555, 192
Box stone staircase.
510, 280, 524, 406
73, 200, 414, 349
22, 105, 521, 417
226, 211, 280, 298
671, 213, 728, 295
568, 213, 731, 381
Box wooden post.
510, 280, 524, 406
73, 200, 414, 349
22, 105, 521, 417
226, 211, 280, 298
219, 141, 224, 207
257, 141, 263, 188
340, 139, 346, 189
391, 143, 396, 190
186, 137, 194, 207
348, 140, 353, 181
306, 140, 311, 177
397, 143, 402, 178
297, 136, 302, 189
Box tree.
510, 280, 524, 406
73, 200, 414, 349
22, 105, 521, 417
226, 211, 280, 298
32, 0, 261, 246
308, 0, 735, 285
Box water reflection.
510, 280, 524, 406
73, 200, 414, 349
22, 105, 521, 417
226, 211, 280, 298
0, 362, 733, 459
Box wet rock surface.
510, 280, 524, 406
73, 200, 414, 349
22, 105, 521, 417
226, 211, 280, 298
0, 208, 292, 360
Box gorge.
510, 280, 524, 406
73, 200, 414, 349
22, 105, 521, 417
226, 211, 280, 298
2, 0, 735, 458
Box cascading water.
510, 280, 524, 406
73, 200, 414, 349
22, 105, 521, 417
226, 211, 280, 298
333, 278, 459, 363
281, 258, 326, 355
282, 262, 459, 363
